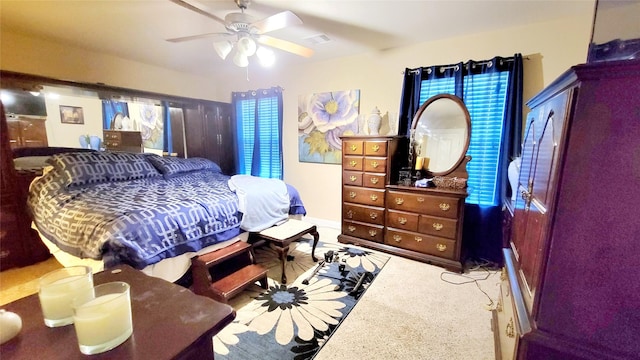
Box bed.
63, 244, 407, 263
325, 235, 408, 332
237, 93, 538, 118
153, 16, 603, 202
25, 150, 306, 282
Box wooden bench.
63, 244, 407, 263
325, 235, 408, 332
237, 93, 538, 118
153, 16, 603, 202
251, 219, 319, 284
191, 241, 268, 303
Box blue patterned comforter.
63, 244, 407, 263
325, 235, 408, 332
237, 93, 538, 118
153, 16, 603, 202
27, 152, 305, 270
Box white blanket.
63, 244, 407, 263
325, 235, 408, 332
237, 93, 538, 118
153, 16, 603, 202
228, 175, 290, 232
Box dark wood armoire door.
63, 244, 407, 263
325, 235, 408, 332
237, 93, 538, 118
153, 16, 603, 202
0, 103, 50, 271
182, 101, 235, 175
511, 89, 572, 310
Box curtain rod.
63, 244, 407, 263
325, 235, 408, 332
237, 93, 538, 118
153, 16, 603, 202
403, 56, 530, 74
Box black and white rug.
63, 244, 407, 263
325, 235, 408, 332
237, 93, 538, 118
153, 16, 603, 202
213, 239, 389, 360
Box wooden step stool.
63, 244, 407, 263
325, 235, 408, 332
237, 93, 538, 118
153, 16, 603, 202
191, 241, 268, 303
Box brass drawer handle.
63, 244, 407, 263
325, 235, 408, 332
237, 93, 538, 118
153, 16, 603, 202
432, 223, 443, 231
350, 175, 357, 182
370, 161, 379, 168
414, 236, 423, 243
346, 210, 355, 219
371, 144, 380, 152
436, 243, 447, 252
439, 203, 450, 211
368, 229, 377, 237
348, 225, 356, 233
506, 318, 515, 338
417, 197, 425, 203
395, 197, 404, 205
369, 212, 377, 220
370, 194, 378, 201
393, 235, 402, 243
350, 144, 358, 152
398, 217, 407, 225
370, 177, 379, 184
349, 160, 358, 167
349, 191, 356, 199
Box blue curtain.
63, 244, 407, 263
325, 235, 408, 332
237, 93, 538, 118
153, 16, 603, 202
162, 101, 172, 154
398, 54, 523, 264
101, 100, 129, 129
398, 68, 422, 136
232, 87, 283, 179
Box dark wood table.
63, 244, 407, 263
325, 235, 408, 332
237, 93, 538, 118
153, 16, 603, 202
0, 265, 235, 359
251, 219, 319, 284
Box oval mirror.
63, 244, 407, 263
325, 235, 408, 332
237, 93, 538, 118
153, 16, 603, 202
411, 94, 471, 176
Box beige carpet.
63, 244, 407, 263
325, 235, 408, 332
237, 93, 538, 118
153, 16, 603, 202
0, 226, 500, 359
314, 226, 500, 360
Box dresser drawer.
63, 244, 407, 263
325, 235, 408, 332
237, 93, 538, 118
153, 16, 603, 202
495, 269, 518, 360
363, 157, 387, 173
343, 156, 363, 171
343, 204, 384, 225
386, 210, 419, 232
342, 220, 384, 243
103, 130, 142, 153
418, 215, 458, 240
364, 140, 388, 156
343, 171, 363, 186
362, 173, 386, 189
343, 186, 385, 207
343, 140, 364, 155
385, 228, 456, 259
386, 190, 459, 219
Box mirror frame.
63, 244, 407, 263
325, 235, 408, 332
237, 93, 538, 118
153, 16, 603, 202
411, 94, 471, 177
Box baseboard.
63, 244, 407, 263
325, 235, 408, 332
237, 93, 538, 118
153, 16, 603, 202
301, 216, 340, 231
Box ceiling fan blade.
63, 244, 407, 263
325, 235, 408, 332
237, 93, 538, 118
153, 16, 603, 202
251, 10, 303, 34
167, 32, 233, 43
169, 0, 226, 26
257, 35, 314, 58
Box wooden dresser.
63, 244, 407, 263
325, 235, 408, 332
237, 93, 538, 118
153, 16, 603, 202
492, 61, 640, 359
385, 185, 467, 272
6, 116, 48, 149
339, 135, 467, 272
339, 136, 404, 246
103, 130, 142, 153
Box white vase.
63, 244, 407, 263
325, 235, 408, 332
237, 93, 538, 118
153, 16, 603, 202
367, 107, 382, 135
508, 157, 521, 201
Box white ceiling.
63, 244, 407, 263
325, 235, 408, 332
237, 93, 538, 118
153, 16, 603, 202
1, 0, 594, 79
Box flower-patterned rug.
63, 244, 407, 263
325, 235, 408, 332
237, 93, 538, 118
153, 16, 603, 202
213, 238, 389, 360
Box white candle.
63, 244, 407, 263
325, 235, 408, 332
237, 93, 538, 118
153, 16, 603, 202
73, 282, 132, 355
74, 293, 132, 346
39, 267, 93, 327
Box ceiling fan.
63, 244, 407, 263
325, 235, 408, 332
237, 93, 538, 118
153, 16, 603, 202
167, 0, 314, 67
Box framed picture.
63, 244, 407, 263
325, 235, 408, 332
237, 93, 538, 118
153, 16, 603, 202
59, 105, 84, 124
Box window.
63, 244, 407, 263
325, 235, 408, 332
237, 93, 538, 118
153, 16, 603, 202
234, 91, 282, 179
419, 71, 509, 206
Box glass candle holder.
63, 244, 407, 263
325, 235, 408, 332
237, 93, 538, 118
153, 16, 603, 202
72, 281, 132, 355
38, 266, 93, 327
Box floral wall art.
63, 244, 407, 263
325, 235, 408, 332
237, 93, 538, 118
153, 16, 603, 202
298, 89, 360, 164
127, 102, 164, 150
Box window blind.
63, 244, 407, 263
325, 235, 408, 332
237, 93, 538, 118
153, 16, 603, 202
419, 71, 509, 206
236, 96, 282, 178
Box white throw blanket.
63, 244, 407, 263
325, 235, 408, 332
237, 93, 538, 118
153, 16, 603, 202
228, 175, 290, 232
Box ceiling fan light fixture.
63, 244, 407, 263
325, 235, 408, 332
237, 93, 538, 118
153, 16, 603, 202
233, 51, 249, 67
236, 36, 257, 57
213, 40, 233, 60
256, 46, 275, 67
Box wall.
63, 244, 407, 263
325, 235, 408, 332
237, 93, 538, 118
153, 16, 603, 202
0, 8, 594, 227
43, 89, 103, 148
219, 11, 594, 226
0, 30, 228, 102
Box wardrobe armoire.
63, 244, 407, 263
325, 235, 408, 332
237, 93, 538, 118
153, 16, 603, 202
493, 60, 640, 359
